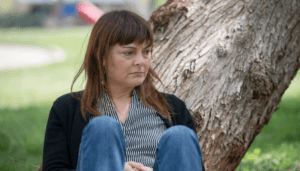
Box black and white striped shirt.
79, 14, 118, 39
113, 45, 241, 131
90, 90, 166, 168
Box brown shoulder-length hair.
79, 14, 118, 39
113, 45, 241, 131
71, 10, 172, 121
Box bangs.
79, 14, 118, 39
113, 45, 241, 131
108, 11, 153, 47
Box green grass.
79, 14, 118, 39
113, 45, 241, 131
0, 105, 51, 171
236, 97, 300, 171
236, 72, 300, 171
154, 0, 168, 9
0, 27, 300, 171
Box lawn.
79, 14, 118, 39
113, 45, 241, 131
0, 27, 299, 171
0, 26, 91, 171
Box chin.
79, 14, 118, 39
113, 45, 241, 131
130, 78, 145, 87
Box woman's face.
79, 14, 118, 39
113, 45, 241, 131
104, 41, 152, 90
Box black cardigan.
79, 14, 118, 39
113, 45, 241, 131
42, 91, 197, 171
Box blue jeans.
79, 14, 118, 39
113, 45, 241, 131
76, 116, 205, 171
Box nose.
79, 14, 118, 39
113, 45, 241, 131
133, 52, 145, 66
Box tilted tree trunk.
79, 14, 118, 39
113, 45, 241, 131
149, 0, 300, 170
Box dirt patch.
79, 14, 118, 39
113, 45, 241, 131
0, 43, 65, 71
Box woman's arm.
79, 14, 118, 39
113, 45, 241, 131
180, 101, 197, 133
167, 94, 197, 133
42, 99, 75, 171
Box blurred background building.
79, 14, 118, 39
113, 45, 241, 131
0, 0, 155, 28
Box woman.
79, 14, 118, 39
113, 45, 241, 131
42, 10, 205, 171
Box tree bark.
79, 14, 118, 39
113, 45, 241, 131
149, 0, 300, 170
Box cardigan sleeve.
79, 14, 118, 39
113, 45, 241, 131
42, 96, 76, 171
177, 96, 197, 133
182, 102, 197, 133
167, 94, 197, 133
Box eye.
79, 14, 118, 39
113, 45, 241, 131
124, 52, 133, 56
143, 50, 151, 55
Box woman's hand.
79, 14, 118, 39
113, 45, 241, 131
124, 161, 153, 171
142, 166, 153, 171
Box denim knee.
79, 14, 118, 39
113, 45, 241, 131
83, 116, 122, 137
155, 126, 204, 171
77, 116, 127, 171
162, 125, 197, 141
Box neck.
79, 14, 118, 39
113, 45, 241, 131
108, 85, 134, 100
